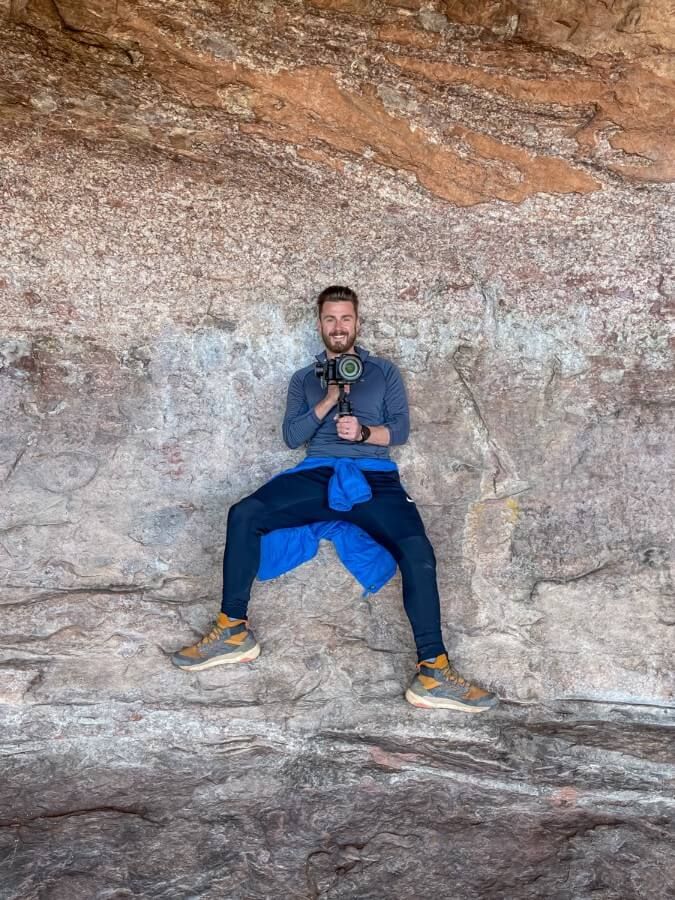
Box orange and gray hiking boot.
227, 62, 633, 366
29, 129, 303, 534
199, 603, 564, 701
171, 612, 261, 672
405, 653, 499, 713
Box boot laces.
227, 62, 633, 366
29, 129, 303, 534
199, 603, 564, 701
198, 622, 225, 646
439, 660, 468, 687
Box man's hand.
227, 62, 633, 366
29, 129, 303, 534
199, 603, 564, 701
313, 383, 349, 421
334, 413, 361, 441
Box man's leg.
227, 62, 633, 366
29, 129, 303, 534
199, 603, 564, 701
221, 465, 341, 618
338, 469, 445, 662
172, 465, 342, 670
341, 469, 499, 711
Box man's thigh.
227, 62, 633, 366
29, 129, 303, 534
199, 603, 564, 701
343, 469, 428, 542
244, 465, 345, 529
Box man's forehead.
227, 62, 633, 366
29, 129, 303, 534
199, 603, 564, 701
321, 303, 356, 316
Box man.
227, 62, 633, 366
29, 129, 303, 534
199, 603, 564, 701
172, 285, 498, 713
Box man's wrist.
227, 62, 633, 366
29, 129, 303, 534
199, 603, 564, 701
313, 399, 332, 420
358, 424, 371, 443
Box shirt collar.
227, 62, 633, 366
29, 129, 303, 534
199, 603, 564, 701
315, 344, 370, 363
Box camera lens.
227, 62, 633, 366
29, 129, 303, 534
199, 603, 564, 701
337, 355, 363, 382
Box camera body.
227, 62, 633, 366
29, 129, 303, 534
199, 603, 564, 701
314, 353, 364, 418
314, 353, 364, 389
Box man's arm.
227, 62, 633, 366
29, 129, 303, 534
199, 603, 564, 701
282, 371, 323, 449
335, 362, 410, 446
378, 362, 410, 446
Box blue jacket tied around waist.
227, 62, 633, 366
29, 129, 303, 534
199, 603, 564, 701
257, 457, 399, 597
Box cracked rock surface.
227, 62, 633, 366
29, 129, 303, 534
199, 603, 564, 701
0, 1, 674, 897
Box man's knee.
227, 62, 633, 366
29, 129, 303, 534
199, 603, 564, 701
227, 495, 267, 529
396, 534, 437, 569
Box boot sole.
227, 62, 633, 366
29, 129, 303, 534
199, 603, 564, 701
173, 643, 261, 672
405, 688, 497, 713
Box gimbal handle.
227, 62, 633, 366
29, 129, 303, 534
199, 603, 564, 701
336, 383, 353, 417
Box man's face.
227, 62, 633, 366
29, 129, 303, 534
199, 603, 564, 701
318, 300, 359, 357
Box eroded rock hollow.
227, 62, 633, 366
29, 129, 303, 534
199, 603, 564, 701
1, 1, 674, 897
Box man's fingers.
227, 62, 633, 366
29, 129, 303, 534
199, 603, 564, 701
334, 412, 359, 440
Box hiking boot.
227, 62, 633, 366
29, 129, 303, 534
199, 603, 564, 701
405, 652, 499, 713
171, 612, 261, 672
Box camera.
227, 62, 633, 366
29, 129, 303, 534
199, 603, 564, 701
314, 353, 363, 388
314, 353, 363, 418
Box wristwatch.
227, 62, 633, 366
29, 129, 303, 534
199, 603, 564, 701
358, 425, 371, 443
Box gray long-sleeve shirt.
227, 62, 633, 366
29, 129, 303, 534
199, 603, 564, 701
282, 344, 410, 459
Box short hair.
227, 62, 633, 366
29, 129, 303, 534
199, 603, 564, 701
317, 285, 359, 318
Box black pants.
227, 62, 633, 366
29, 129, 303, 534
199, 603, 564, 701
221, 466, 446, 661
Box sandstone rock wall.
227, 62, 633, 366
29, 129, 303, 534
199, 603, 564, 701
1, 2, 673, 897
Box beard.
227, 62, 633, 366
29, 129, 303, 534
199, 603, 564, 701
323, 327, 356, 354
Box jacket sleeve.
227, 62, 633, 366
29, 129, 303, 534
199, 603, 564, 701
282, 370, 323, 449
382, 363, 410, 446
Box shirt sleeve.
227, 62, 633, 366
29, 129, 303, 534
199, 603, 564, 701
282, 370, 323, 449
382, 363, 410, 446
